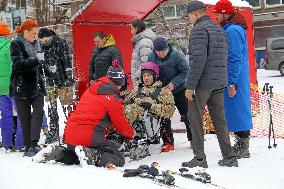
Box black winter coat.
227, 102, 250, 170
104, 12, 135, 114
9, 39, 46, 99
89, 45, 122, 81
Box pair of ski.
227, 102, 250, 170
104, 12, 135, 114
106, 162, 226, 189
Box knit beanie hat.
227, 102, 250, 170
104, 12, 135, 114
107, 60, 125, 86
153, 37, 168, 51
38, 28, 53, 39
0, 23, 10, 37
214, 0, 235, 14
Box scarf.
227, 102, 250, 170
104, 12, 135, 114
16, 34, 41, 57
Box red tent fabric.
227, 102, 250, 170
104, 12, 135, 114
72, 0, 165, 97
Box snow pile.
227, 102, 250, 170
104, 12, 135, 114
200, 0, 252, 8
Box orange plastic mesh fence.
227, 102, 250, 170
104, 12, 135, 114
250, 84, 284, 138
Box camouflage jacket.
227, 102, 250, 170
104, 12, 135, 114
124, 81, 175, 124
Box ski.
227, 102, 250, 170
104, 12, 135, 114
169, 167, 227, 189
106, 163, 187, 189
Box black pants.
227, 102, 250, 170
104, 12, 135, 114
235, 130, 250, 138
188, 88, 234, 159
174, 89, 192, 141
160, 118, 174, 145
14, 95, 44, 147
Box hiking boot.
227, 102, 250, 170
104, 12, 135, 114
182, 157, 208, 168
218, 156, 238, 167
234, 137, 250, 159
161, 143, 174, 153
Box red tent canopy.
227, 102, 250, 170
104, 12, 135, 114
73, 0, 165, 23
72, 0, 165, 98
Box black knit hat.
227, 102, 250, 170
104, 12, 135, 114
153, 37, 168, 51
107, 60, 125, 86
38, 28, 53, 39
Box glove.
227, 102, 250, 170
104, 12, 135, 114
36, 52, 45, 62
139, 102, 152, 110
48, 65, 57, 73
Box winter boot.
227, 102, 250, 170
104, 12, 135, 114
218, 156, 238, 167
182, 157, 208, 168
234, 137, 250, 159
161, 143, 174, 152
5, 146, 16, 153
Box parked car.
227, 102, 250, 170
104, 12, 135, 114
265, 37, 284, 76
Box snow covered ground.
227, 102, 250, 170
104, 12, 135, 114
1, 69, 284, 189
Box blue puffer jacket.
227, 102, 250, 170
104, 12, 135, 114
147, 45, 189, 94
223, 12, 253, 132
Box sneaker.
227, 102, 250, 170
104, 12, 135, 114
161, 143, 174, 153
182, 157, 208, 168
218, 156, 238, 167
24, 146, 42, 157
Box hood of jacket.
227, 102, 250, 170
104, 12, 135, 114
89, 76, 120, 96
224, 11, 248, 30
133, 28, 156, 45
102, 35, 116, 48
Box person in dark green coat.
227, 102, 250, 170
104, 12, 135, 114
0, 22, 23, 151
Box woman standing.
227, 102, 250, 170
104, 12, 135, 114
130, 19, 156, 86
10, 19, 46, 156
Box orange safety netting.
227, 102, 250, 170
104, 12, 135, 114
250, 84, 284, 138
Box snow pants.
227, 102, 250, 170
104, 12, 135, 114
0, 95, 23, 148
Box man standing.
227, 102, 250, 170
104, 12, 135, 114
38, 28, 73, 144
183, 1, 238, 168
214, 0, 253, 159
148, 37, 191, 152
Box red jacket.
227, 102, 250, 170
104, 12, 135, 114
64, 77, 134, 147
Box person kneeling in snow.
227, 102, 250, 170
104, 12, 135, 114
124, 62, 175, 152
38, 61, 135, 167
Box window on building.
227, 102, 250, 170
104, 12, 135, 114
266, 0, 282, 6
162, 4, 187, 19
248, 0, 261, 7
162, 6, 176, 18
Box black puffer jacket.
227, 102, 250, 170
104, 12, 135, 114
9, 39, 46, 99
89, 35, 122, 81
187, 15, 228, 90
41, 35, 72, 87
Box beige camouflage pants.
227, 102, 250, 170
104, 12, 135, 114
124, 104, 146, 125
45, 86, 73, 105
